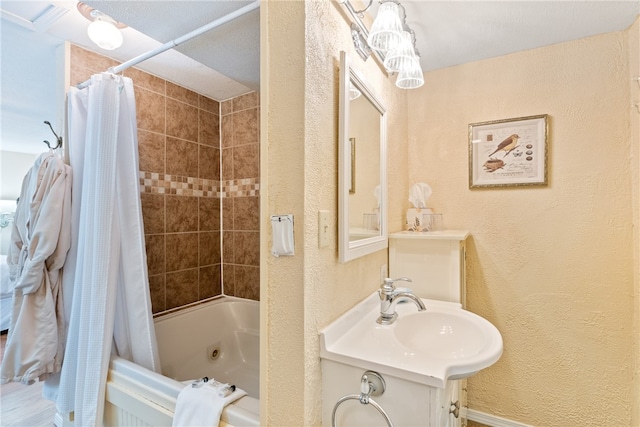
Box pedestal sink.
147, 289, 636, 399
320, 292, 503, 388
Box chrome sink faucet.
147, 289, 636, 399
377, 277, 426, 325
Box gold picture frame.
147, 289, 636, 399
469, 114, 549, 188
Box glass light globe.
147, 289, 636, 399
396, 55, 424, 89
367, 1, 403, 53
88, 18, 123, 50
384, 31, 414, 73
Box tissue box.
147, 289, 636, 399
405, 208, 432, 231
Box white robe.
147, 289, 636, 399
0, 152, 72, 384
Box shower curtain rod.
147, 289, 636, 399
77, 0, 260, 89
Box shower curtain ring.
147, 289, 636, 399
106, 66, 124, 77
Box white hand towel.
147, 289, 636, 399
172, 382, 247, 427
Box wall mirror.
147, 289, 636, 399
338, 51, 388, 263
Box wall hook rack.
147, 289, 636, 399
43, 120, 62, 150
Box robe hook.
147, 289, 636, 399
43, 120, 62, 150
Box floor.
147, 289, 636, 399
0, 333, 57, 426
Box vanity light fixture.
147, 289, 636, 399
351, 23, 372, 61
383, 30, 414, 73
367, 1, 403, 53
77, 2, 126, 51
340, 0, 424, 89
395, 50, 424, 89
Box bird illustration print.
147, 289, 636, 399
488, 134, 520, 158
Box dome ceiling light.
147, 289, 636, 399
77, 2, 127, 51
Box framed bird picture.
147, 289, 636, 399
469, 114, 548, 188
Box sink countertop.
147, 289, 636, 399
319, 292, 502, 389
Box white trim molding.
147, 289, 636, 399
465, 409, 533, 427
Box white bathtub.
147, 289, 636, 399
58, 296, 260, 427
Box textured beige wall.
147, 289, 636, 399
407, 31, 635, 425
261, 0, 407, 424
629, 17, 640, 427
260, 1, 305, 424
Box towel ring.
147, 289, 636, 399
331, 371, 393, 427
331, 394, 393, 427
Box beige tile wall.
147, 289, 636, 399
69, 45, 260, 313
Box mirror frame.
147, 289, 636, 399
338, 51, 388, 263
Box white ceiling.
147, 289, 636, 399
83, 1, 260, 92
1, 1, 639, 155
401, 1, 640, 72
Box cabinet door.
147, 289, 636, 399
434, 380, 461, 427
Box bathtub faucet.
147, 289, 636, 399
377, 277, 426, 325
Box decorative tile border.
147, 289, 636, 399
139, 171, 259, 198
139, 171, 219, 196
222, 178, 260, 198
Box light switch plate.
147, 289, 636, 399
318, 210, 330, 247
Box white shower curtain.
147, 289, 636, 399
44, 73, 160, 426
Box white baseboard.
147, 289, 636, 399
465, 408, 532, 427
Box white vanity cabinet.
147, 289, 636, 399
321, 359, 463, 426
321, 230, 503, 427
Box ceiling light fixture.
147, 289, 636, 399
77, 2, 126, 51
340, 0, 424, 89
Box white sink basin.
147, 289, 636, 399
320, 293, 503, 388
394, 310, 489, 360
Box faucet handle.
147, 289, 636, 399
381, 277, 412, 293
